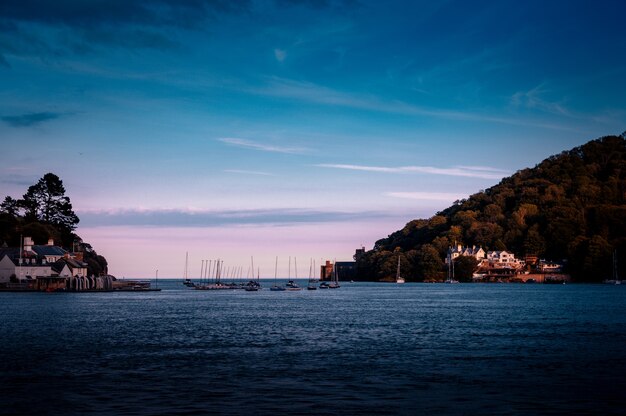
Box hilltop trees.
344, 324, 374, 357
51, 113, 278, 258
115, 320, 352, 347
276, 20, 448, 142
21, 173, 79, 232
0, 173, 107, 276
357, 135, 626, 282
0, 173, 79, 247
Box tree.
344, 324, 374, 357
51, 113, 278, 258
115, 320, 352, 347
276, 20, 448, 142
454, 256, 479, 282
357, 135, 626, 282
0, 196, 20, 217
21, 173, 79, 231
416, 244, 444, 281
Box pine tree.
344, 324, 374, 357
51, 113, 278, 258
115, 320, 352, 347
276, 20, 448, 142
21, 173, 79, 231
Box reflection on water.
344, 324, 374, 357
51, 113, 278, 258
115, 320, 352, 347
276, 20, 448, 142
1, 281, 626, 415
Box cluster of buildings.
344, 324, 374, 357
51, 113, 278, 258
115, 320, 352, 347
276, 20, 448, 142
0, 236, 113, 291
446, 244, 567, 282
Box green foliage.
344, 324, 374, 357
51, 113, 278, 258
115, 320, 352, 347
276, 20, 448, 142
454, 256, 479, 282
357, 135, 626, 282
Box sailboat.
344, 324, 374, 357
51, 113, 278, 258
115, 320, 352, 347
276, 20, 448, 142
329, 261, 340, 289
182, 252, 194, 287
286, 256, 302, 291
605, 250, 621, 284
396, 256, 405, 284
307, 258, 317, 290
271, 256, 285, 291
245, 257, 261, 291
446, 250, 459, 283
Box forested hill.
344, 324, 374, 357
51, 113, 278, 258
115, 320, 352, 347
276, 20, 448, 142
357, 134, 626, 282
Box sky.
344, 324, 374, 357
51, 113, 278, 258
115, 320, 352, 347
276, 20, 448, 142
1, 0, 625, 278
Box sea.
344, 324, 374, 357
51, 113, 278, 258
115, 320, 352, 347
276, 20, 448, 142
1, 280, 626, 415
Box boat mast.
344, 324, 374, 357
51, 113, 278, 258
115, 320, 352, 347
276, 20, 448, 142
396, 256, 401, 280
184, 252, 188, 280
250, 256, 255, 281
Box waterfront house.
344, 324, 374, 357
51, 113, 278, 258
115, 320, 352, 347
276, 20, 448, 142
31, 240, 68, 263
486, 250, 516, 264
0, 236, 93, 291
0, 248, 54, 283
446, 245, 486, 264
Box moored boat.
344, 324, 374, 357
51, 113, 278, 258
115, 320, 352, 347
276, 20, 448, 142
396, 257, 405, 284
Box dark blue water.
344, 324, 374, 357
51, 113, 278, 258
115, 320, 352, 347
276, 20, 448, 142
2, 280, 626, 415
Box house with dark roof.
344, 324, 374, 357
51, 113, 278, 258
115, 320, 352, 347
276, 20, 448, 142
0, 250, 55, 284
446, 245, 486, 264
62, 257, 88, 278
32, 244, 68, 263
0, 236, 114, 291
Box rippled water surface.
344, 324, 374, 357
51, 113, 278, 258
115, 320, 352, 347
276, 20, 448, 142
2, 280, 626, 415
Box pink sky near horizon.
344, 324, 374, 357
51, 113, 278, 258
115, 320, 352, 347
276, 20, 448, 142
78, 218, 409, 279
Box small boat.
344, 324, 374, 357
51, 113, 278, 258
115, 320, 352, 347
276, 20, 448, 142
245, 257, 262, 291
270, 256, 285, 291
446, 249, 459, 283
319, 281, 330, 289
396, 257, 405, 284
285, 257, 302, 291
307, 259, 317, 290
328, 261, 340, 289
182, 252, 195, 287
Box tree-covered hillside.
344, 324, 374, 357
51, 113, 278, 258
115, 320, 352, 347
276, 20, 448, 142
357, 134, 626, 282
0, 173, 108, 277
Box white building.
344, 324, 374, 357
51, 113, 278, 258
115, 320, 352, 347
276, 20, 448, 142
447, 245, 486, 264
486, 250, 516, 263
0, 251, 54, 283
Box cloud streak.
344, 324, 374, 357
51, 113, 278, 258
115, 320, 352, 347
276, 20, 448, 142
248, 77, 579, 132
385, 191, 466, 201
78, 207, 386, 228
218, 137, 310, 154
1, 111, 64, 127
0, 1, 251, 30
223, 169, 275, 176
316, 164, 509, 180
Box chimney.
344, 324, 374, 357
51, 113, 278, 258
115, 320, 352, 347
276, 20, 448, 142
74, 252, 84, 262
48, 238, 54, 246
23, 236, 34, 253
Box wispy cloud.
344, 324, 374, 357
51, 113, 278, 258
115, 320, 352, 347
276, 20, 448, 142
274, 48, 287, 62
385, 191, 466, 201
218, 137, 309, 154
248, 77, 578, 132
224, 169, 275, 176
316, 164, 508, 180
455, 165, 509, 173
78, 207, 385, 228
510, 83, 571, 116
1, 111, 64, 127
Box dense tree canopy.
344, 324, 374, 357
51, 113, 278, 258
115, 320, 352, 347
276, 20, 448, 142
21, 173, 79, 231
356, 135, 626, 282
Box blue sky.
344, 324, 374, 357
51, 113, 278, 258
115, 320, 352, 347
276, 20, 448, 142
1, 0, 625, 277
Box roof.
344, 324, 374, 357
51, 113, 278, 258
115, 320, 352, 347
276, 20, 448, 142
51, 260, 69, 273
0, 248, 20, 260
32, 245, 67, 257
62, 257, 88, 268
